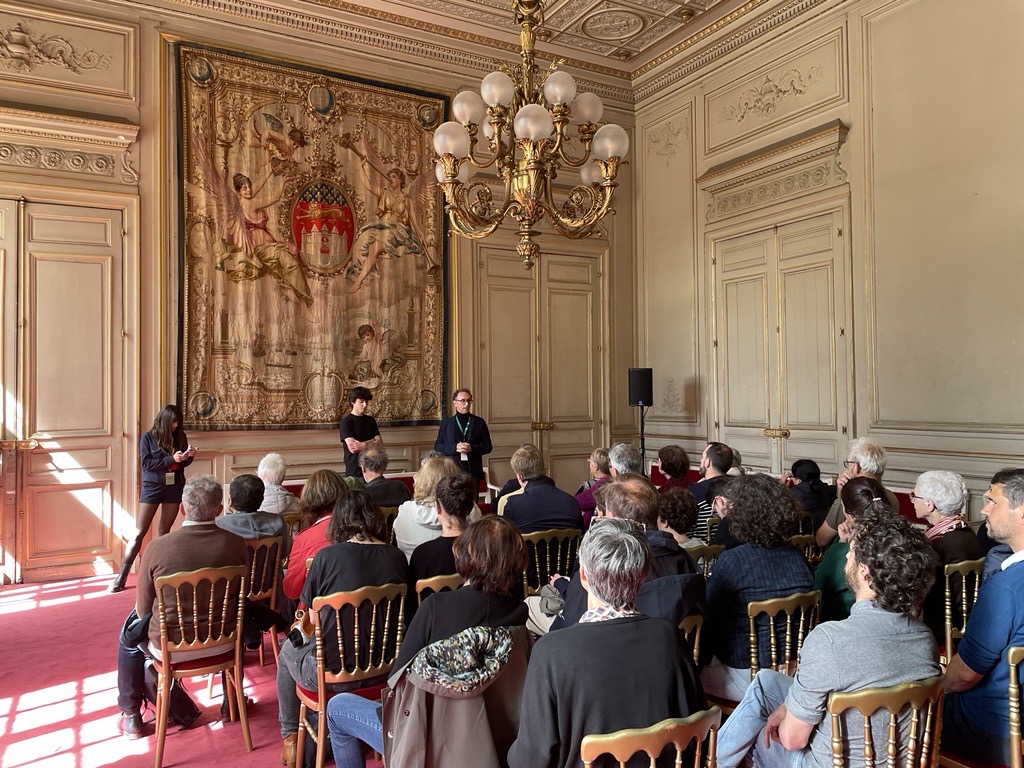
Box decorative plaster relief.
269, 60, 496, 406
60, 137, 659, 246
582, 10, 645, 41
648, 118, 688, 167
660, 377, 683, 414
0, 142, 114, 175
706, 158, 838, 221
719, 65, 825, 123
0, 20, 110, 74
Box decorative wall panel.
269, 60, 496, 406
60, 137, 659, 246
178, 44, 448, 429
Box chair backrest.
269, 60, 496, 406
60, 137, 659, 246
1009, 646, 1024, 768
747, 589, 821, 678
826, 675, 944, 768
705, 517, 720, 543
580, 707, 722, 768
685, 544, 726, 579
794, 510, 813, 535
380, 506, 399, 545
521, 528, 582, 596
943, 558, 984, 661
415, 573, 463, 605
282, 511, 305, 538
679, 613, 704, 664
245, 535, 284, 606
311, 583, 407, 686
153, 565, 248, 659
788, 534, 824, 567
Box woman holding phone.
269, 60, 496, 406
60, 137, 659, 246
109, 404, 196, 593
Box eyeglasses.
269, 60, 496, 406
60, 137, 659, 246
909, 492, 927, 502
843, 461, 858, 469
454, 398, 473, 404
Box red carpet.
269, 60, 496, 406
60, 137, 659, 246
0, 574, 286, 768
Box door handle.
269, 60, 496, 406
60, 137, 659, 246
763, 428, 790, 439
530, 422, 555, 431
17, 439, 38, 451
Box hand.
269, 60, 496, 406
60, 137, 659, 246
838, 519, 854, 543
186, 446, 197, 457
549, 573, 563, 586
457, 442, 471, 454
763, 704, 787, 748
172, 451, 187, 462
836, 469, 853, 489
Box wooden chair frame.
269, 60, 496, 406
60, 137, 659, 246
747, 590, 821, 678
706, 517, 721, 544
942, 558, 984, 666
295, 583, 407, 768
152, 565, 252, 768
788, 534, 824, 567
828, 675, 944, 768
245, 535, 284, 666
686, 544, 726, 580
380, 506, 399, 545
521, 528, 581, 597
680, 613, 704, 665
580, 707, 722, 768
415, 573, 463, 605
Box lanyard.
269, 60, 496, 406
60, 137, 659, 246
455, 413, 471, 440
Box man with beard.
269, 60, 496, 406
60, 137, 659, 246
941, 468, 1024, 765
714, 509, 939, 767
686, 442, 732, 539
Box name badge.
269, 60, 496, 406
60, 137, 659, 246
165, 472, 175, 486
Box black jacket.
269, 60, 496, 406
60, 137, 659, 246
434, 413, 492, 480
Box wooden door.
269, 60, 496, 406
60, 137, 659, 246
712, 210, 848, 474
477, 240, 604, 493
0, 201, 125, 582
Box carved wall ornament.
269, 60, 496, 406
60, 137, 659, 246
660, 377, 683, 413
719, 65, 825, 123
582, 10, 645, 41
0, 20, 111, 74
649, 118, 688, 167
0, 142, 115, 176
708, 160, 831, 220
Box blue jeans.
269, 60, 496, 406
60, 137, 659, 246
942, 692, 1011, 765
326, 693, 384, 768
716, 670, 808, 768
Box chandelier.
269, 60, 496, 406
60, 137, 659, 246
432, 0, 630, 270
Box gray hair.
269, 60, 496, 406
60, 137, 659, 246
915, 470, 968, 517
609, 443, 643, 475
360, 447, 389, 473
181, 475, 223, 522
991, 468, 1024, 509
847, 437, 888, 476
257, 452, 287, 485
578, 517, 652, 609
420, 450, 446, 465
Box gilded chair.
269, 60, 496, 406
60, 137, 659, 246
941, 558, 984, 666
245, 535, 284, 666
152, 565, 252, 768
521, 528, 582, 596
415, 573, 463, 605
939, 646, 1023, 768
295, 583, 407, 768
747, 589, 821, 678
685, 544, 726, 580
706, 517, 721, 543
788, 534, 824, 567
580, 707, 722, 768
680, 613, 704, 664
380, 506, 399, 545
827, 675, 944, 768
282, 511, 305, 538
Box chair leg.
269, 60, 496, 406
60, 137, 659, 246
230, 665, 253, 752
315, 706, 327, 768
154, 673, 171, 768
207, 672, 217, 697
258, 635, 266, 667
270, 628, 281, 665
295, 702, 308, 768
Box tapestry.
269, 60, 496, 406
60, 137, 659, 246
177, 44, 447, 429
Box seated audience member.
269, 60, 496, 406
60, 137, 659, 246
708, 476, 741, 549
715, 509, 940, 767
815, 438, 898, 548
911, 470, 983, 641
813, 477, 892, 623
657, 444, 692, 492
976, 519, 1013, 577
494, 443, 540, 509
217, 473, 291, 555
727, 448, 745, 476
359, 447, 412, 508
539, 475, 701, 635
608, 442, 644, 477
508, 518, 707, 768
257, 452, 300, 516
784, 458, 836, 532
701, 474, 813, 700
501, 446, 582, 533
277, 490, 406, 768
688, 442, 734, 538
406, 473, 476, 621
575, 447, 611, 527
115, 476, 246, 739
657, 487, 705, 549
326, 515, 530, 767
393, 456, 473, 560
282, 469, 350, 602
942, 469, 1024, 765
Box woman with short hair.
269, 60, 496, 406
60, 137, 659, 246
574, 447, 611, 527
393, 456, 478, 559
281, 469, 349, 601
256, 452, 299, 515
657, 444, 691, 492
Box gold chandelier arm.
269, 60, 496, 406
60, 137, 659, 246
443, 179, 516, 238
544, 178, 616, 238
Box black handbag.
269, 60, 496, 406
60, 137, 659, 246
141, 660, 202, 729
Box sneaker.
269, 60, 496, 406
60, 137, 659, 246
118, 711, 144, 740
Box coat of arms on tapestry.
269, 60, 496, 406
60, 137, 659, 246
177, 44, 447, 429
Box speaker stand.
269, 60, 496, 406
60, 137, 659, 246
637, 402, 647, 472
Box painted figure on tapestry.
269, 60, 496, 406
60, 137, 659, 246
179, 46, 446, 430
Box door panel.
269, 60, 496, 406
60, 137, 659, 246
0, 200, 16, 583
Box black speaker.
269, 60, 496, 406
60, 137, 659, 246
628, 368, 653, 407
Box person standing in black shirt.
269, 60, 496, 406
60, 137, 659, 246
434, 388, 492, 482
339, 386, 382, 480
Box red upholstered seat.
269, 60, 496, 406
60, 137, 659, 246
154, 648, 235, 674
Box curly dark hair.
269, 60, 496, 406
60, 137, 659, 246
658, 488, 698, 536
851, 509, 937, 615
728, 474, 796, 547
840, 476, 893, 522
658, 445, 690, 479
328, 489, 388, 543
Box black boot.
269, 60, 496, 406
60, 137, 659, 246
108, 561, 132, 593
